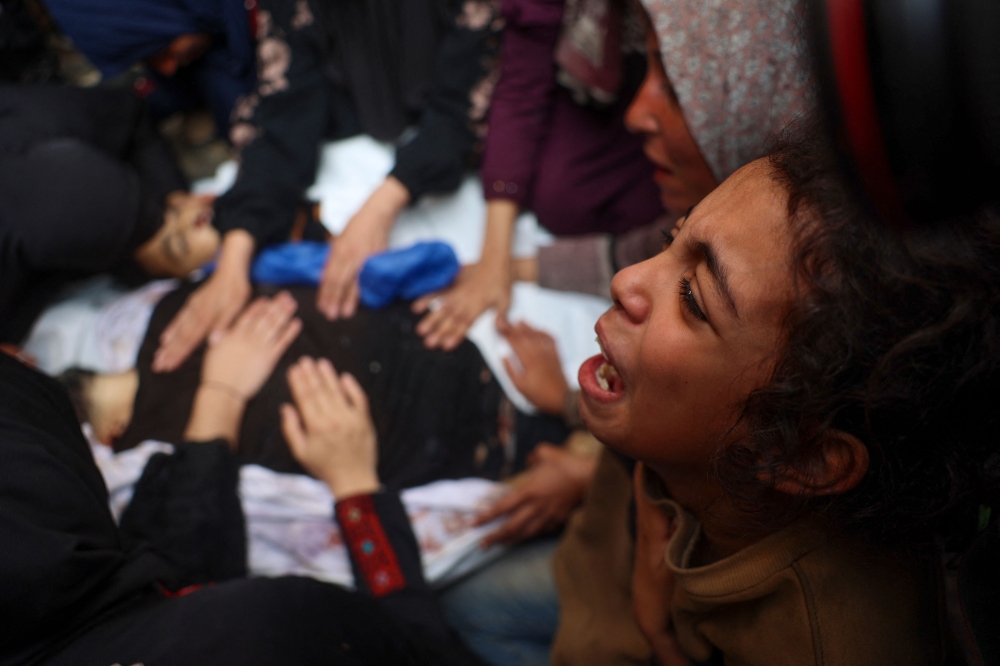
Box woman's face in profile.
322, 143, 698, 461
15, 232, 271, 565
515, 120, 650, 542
578, 162, 796, 473
625, 30, 719, 214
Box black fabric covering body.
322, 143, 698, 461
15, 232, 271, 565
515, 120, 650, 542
40, 577, 433, 666
0, 85, 186, 343
118, 443, 247, 587
118, 284, 552, 489
0, 352, 481, 666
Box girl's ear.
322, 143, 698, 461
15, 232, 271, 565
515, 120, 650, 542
767, 431, 870, 497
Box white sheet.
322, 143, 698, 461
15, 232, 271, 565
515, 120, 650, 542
88, 436, 508, 589
22, 277, 178, 376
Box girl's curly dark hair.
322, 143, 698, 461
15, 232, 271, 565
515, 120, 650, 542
719, 128, 1000, 550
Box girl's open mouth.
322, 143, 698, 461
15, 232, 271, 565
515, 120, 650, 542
579, 349, 625, 403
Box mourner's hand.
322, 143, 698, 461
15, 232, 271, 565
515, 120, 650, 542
632, 463, 693, 666
413, 198, 518, 350
475, 444, 597, 546
185, 292, 302, 445
282, 356, 380, 498
413, 259, 512, 351
153, 230, 254, 372
317, 176, 410, 320
500, 321, 569, 415
201, 291, 301, 397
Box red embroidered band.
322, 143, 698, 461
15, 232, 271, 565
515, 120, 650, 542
336, 495, 406, 597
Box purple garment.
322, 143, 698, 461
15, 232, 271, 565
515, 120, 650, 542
481, 0, 663, 236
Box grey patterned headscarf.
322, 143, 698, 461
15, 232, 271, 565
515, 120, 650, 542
640, 0, 817, 181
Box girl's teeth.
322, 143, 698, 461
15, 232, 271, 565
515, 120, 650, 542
596, 361, 620, 391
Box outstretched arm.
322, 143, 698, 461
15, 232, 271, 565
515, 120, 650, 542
281, 357, 485, 665
412, 200, 518, 350
316, 176, 411, 320
153, 0, 328, 372
315, 1, 503, 324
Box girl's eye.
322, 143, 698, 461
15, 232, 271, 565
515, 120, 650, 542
678, 277, 708, 322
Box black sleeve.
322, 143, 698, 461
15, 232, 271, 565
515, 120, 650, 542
119, 440, 246, 589
335, 492, 486, 666
389, 3, 502, 202
212, 0, 329, 248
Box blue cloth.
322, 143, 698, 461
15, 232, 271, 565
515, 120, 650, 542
45, 0, 253, 80
249, 240, 329, 286
358, 242, 459, 309
205, 241, 460, 307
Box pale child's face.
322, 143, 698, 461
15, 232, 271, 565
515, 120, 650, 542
578, 162, 796, 479
87, 370, 139, 446
135, 192, 220, 278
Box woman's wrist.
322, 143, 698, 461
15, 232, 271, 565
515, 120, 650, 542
511, 256, 539, 283
183, 382, 248, 447
480, 200, 518, 269
364, 177, 411, 225
199, 380, 248, 402
216, 229, 256, 275
325, 468, 381, 500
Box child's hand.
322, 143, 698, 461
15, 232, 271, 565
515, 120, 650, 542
200, 291, 301, 400
500, 322, 569, 416
632, 463, 692, 666
281, 357, 380, 498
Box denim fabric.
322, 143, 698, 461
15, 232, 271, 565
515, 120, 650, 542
440, 538, 560, 666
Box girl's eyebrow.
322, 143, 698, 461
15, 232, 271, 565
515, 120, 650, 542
690, 237, 739, 320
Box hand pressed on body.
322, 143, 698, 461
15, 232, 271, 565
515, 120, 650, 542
500, 321, 569, 415
412, 198, 518, 351
153, 230, 255, 372
184, 291, 302, 445
413, 259, 512, 351
476, 443, 597, 546
317, 176, 410, 320
281, 357, 380, 499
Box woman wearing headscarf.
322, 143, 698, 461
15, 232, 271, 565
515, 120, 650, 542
530, 0, 816, 299
437, 2, 817, 664
336, 0, 667, 352
149, 0, 504, 375
43, 0, 256, 133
